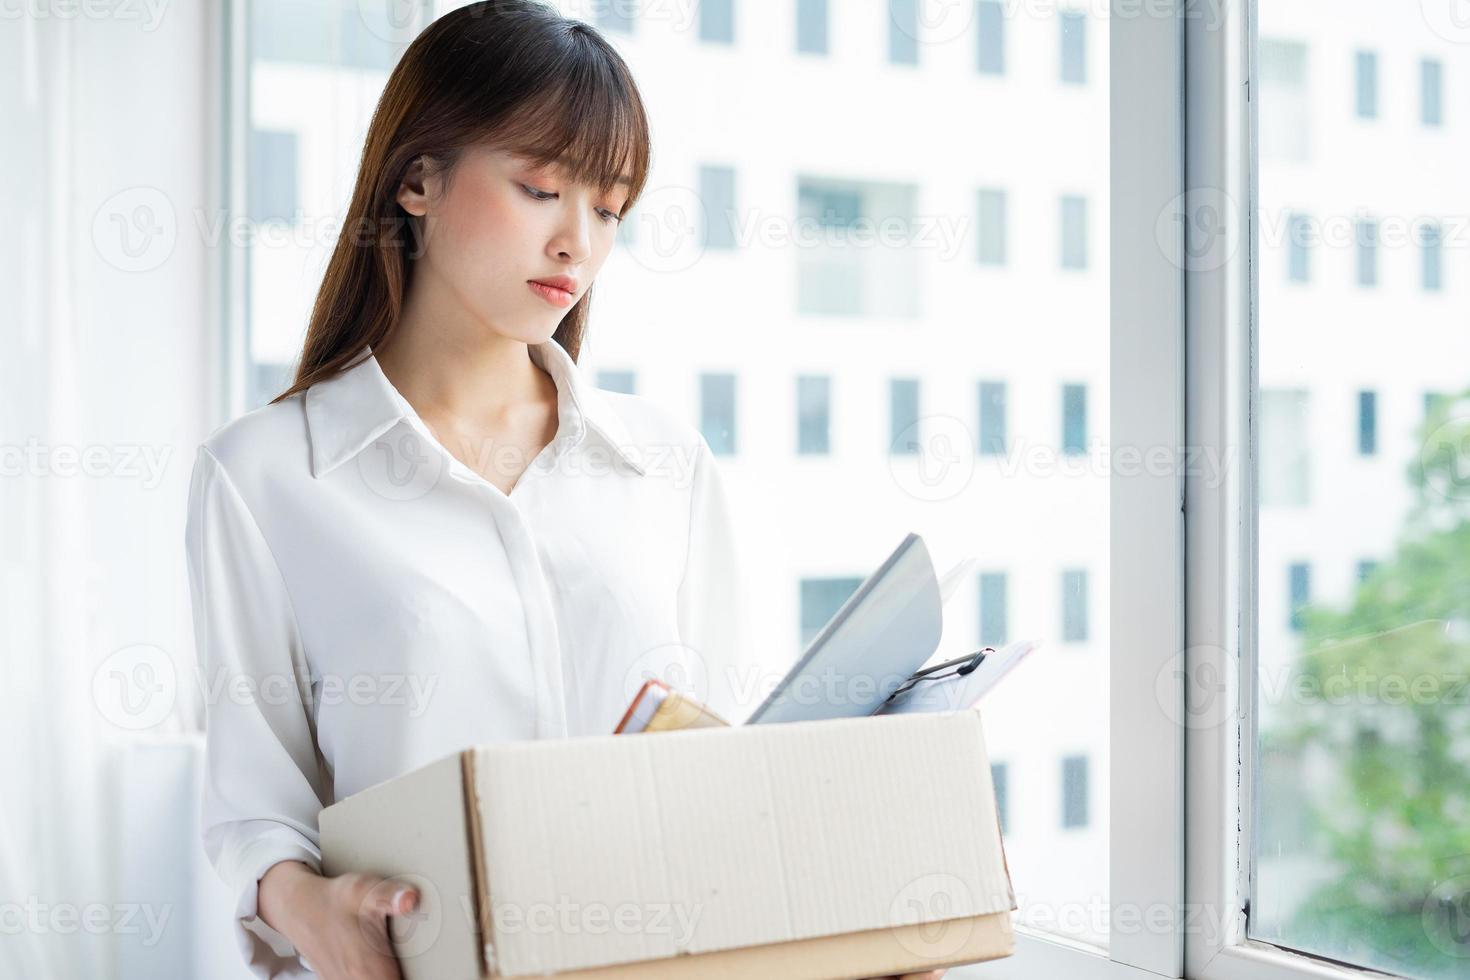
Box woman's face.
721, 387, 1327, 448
396, 142, 630, 343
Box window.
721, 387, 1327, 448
979, 572, 1008, 646
888, 0, 918, 65
796, 177, 919, 317
1286, 211, 1311, 282
594, 0, 634, 34
992, 762, 1009, 835
248, 130, 298, 223
1356, 390, 1376, 455
1355, 558, 1378, 583
698, 0, 733, 44
1060, 10, 1086, 84
977, 188, 1007, 265
1421, 221, 1443, 291
1061, 569, 1088, 642
888, 378, 920, 455
1353, 50, 1376, 118
978, 381, 1007, 455
1260, 38, 1310, 162
1355, 217, 1377, 286
699, 372, 737, 455
1285, 562, 1309, 631
796, 375, 830, 455
595, 370, 636, 395
977, 0, 1004, 75
1062, 383, 1087, 455
799, 577, 862, 647
1421, 57, 1443, 126
795, 0, 827, 54
1061, 756, 1089, 828
699, 164, 737, 250
1060, 194, 1088, 269
1260, 389, 1311, 507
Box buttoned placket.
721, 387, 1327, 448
390, 384, 589, 741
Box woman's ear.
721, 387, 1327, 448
396, 155, 435, 216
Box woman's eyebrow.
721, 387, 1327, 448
522, 153, 632, 189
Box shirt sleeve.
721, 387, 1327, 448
674, 437, 753, 725
184, 445, 327, 980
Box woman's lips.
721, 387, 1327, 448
528, 280, 575, 308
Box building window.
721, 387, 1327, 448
1059, 9, 1086, 84
1260, 39, 1311, 162
1061, 569, 1089, 642
1287, 211, 1311, 282
596, 369, 636, 395
1421, 58, 1443, 126
979, 572, 1008, 647
1356, 559, 1379, 584
800, 577, 863, 647
594, 0, 634, 34
699, 372, 737, 456
889, 378, 921, 455
1354, 50, 1377, 118
699, 165, 737, 251
977, 0, 1004, 75
796, 177, 920, 318
797, 375, 831, 455
248, 129, 298, 224
1425, 391, 1446, 418
978, 381, 1007, 456
699, 0, 733, 43
1062, 383, 1087, 455
1422, 221, 1443, 291
1060, 194, 1088, 270
977, 188, 1007, 266
1357, 390, 1376, 456
992, 762, 1009, 835
796, 0, 827, 54
889, 0, 919, 65
1288, 562, 1311, 632
1062, 756, 1089, 828
1261, 389, 1311, 507
1354, 218, 1378, 286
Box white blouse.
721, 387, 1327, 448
184, 338, 747, 979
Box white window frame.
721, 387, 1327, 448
1003, 2, 1425, 979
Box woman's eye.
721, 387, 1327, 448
520, 184, 555, 201
597, 208, 622, 224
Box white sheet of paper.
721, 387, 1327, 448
874, 639, 1041, 715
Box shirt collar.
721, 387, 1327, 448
303, 338, 647, 479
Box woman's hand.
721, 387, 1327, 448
870, 970, 948, 980
258, 860, 421, 980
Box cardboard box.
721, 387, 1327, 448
320, 710, 1016, 979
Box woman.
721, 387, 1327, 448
185, 3, 946, 978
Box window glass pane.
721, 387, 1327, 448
888, 378, 920, 455
1353, 50, 1376, 119
1062, 383, 1088, 454
977, 0, 1005, 75
699, 372, 737, 455
1061, 756, 1089, 828
978, 381, 1007, 455
699, 0, 733, 44
888, 0, 918, 65
1060, 194, 1088, 269
1256, 5, 1470, 976
1061, 569, 1089, 643
797, 375, 831, 455
799, 577, 862, 647
1287, 211, 1312, 282
796, 0, 827, 54
992, 762, 1010, 834
979, 572, 1008, 646
699, 164, 737, 250
596, 370, 637, 395
796, 177, 919, 317
1059, 10, 1086, 84
977, 188, 1007, 265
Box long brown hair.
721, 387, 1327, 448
270, 0, 652, 405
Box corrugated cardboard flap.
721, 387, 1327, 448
470, 710, 1013, 976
